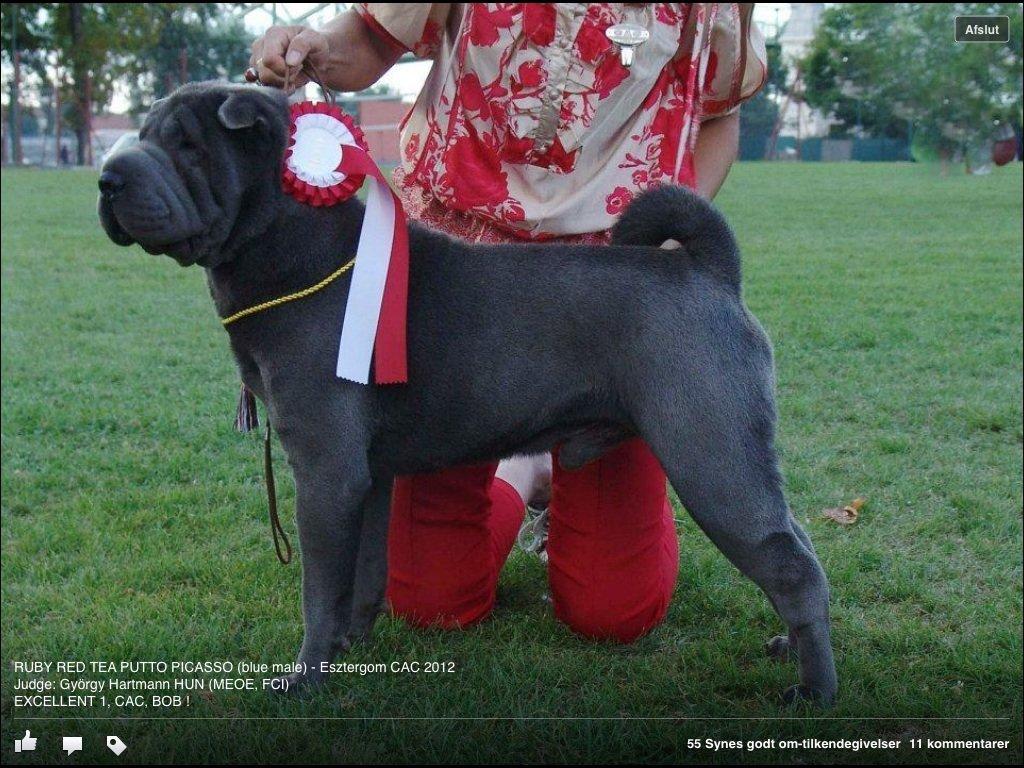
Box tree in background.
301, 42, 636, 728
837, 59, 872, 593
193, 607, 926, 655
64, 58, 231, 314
802, 3, 1023, 166
738, 37, 787, 159
50, 3, 153, 165
121, 3, 252, 109
1, 3, 51, 164
801, 4, 911, 141
3, 3, 252, 166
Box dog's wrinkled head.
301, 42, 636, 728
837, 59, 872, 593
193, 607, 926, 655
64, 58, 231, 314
97, 82, 289, 267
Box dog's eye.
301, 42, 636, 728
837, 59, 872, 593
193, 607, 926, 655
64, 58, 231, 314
180, 136, 201, 153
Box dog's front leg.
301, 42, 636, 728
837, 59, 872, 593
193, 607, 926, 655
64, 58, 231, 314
284, 462, 371, 693
347, 478, 393, 645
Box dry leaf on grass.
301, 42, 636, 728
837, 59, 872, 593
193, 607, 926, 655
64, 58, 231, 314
822, 497, 865, 525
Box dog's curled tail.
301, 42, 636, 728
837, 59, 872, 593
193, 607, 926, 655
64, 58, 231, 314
611, 185, 741, 289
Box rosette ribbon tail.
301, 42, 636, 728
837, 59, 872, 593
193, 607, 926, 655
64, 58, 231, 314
334, 145, 409, 385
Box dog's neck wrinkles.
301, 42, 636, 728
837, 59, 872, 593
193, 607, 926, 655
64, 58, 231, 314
206, 195, 366, 323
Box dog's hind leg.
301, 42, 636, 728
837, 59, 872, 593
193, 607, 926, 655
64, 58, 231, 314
635, 370, 837, 705
766, 517, 818, 663
652, 429, 836, 703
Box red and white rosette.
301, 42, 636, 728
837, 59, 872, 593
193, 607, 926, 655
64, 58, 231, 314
283, 101, 408, 385
283, 101, 365, 206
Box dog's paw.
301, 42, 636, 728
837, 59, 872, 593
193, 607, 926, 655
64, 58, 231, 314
765, 635, 798, 663
347, 601, 386, 646
268, 669, 325, 699
782, 684, 835, 708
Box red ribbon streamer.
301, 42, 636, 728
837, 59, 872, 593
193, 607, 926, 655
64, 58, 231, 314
336, 146, 409, 384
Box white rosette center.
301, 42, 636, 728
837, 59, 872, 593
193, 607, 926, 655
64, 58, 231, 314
287, 113, 358, 188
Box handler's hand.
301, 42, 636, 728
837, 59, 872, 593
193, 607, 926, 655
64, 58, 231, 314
250, 25, 329, 90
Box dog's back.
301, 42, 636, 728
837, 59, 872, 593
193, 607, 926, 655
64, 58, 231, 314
370, 187, 753, 477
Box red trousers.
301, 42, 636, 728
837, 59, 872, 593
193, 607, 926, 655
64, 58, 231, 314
387, 439, 679, 643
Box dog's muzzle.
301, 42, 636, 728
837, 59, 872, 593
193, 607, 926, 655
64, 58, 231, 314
98, 170, 126, 200
97, 143, 206, 263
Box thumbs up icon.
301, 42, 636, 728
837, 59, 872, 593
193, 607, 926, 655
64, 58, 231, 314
14, 730, 37, 752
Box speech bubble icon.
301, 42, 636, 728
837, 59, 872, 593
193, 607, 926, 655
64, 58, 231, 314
63, 736, 83, 755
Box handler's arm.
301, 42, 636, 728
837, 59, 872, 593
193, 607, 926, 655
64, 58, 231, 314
693, 111, 740, 200
250, 10, 402, 92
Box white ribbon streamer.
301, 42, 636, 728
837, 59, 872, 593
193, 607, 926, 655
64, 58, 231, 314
286, 109, 400, 385
335, 177, 396, 384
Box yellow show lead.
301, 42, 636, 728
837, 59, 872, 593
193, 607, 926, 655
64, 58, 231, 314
220, 257, 356, 326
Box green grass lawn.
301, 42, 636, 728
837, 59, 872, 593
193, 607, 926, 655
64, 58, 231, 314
2, 163, 1021, 764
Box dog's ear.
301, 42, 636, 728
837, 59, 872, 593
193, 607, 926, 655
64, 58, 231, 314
217, 91, 265, 130
148, 97, 170, 119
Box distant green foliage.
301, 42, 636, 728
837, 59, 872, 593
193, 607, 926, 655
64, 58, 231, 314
0, 2, 51, 75
2, 3, 254, 156
739, 39, 788, 139
120, 4, 253, 108
48, 4, 159, 126
802, 3, 1023, 156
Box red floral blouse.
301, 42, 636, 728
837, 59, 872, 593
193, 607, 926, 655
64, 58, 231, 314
356, 3, 767, 243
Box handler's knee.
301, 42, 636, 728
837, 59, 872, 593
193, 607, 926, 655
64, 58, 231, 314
388, 583, 495, 630
386, 464, 504, 630
387, 541, 499, 629
555, 599, 670, 644
549, 546, 676, 643
546, 440, 679, 643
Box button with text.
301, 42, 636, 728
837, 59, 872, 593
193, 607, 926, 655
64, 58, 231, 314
955, 16, 1010, 43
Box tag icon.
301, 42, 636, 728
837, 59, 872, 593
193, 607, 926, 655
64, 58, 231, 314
107, 735, 127, 756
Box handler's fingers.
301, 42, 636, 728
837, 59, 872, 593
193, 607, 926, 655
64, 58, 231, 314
256, 26, 298, 87
284, 28, 329, 69
248, 38, 265, 82
249, 37, 261, 68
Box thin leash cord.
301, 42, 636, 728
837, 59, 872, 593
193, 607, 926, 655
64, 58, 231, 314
241, 63, 333, 569
264, 423, 292, 565
284, 60, 335, 105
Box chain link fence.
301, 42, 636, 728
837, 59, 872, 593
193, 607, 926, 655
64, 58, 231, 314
740, 133, 913, 162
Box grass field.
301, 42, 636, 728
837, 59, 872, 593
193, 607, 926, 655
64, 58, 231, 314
1, 163, 1022, 764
